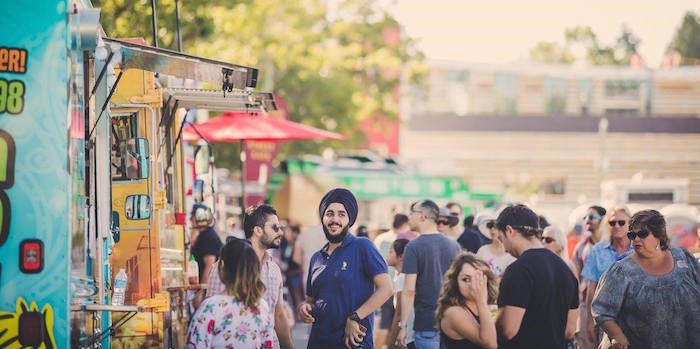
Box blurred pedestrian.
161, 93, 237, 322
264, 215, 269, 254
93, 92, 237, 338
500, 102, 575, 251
476, 217, 516, 280
572, 205, 606, 349
436, 253, 498, 349
437, 207, 460, 239
580, 206, 633, 347
541, 225, 576, 274
386, 238, 414, 349
458, 214, 485, 253
394, 213, 418, 241
373, 218, 399, 349
186, 238, 274, 349
495, 205, 578, 349
397, 200, 462, 349
300, 188, 393, 349
592, 209, 700, 349
279, 224, 304, 314
206, 204, 293, 349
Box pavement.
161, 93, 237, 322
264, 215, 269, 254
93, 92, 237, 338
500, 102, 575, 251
292, 322, 311, 348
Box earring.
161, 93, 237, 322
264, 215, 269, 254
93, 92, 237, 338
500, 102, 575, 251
656, 243, 660, 250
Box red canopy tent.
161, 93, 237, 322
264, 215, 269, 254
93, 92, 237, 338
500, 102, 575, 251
182, 111, 344, 142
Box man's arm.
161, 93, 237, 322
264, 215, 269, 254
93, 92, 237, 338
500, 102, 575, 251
200, 255, 217, 285
566, 308, 579, 340
495, 305, 525, 340
397, 273, 416, 346
353, 273, 393, 319
274, 301, 294, 349
386, 290, 402, 349
585, 279, 598, 340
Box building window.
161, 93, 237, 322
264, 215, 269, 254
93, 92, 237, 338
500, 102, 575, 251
604, 80, 641, 99
543, 77, 567, 115
493, 72, 518, 114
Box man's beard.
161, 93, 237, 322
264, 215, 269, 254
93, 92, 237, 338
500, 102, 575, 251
262, 235, 281, 249
323, 224, 349, 243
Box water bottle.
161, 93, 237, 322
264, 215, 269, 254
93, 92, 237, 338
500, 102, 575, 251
187, 254, 199, 285
112, 268, 127, 306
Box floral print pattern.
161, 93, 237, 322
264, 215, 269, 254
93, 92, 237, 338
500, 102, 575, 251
186, 295, 274, 349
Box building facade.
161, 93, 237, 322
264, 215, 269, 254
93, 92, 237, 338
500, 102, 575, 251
400, 61, 700, 224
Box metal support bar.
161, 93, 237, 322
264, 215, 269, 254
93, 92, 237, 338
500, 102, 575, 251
90, 51, 114, 97
88, 70, 123, 141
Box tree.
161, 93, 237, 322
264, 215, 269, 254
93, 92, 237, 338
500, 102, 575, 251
667, 11, 700, 65
531, 25, 642, 66
94, 0, 424, 170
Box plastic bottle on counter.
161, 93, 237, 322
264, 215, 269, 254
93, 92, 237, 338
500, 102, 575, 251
111, 268, 127, 306
187, 254, 199, 285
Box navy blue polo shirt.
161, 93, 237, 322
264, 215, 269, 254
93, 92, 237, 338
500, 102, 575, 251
306, 233, 388, 349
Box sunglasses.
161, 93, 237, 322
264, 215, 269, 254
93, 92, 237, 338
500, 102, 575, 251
267, 224, 286, 233
541, 236, 555, 244
608, 220, 627, 227
437, 220, 449, 225
584, 214, 602, 221
627, 230, 651, 240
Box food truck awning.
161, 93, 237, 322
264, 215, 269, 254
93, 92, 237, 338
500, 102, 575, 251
104, 37, 258, 91
162, 88, 277, 113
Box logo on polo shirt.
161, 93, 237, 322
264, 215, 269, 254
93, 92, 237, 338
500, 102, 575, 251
342, 261, 348, 270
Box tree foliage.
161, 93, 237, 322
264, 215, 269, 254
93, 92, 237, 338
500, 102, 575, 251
94, 0, 424, 170
667, 11, 700, 65
531, 25, 641, 66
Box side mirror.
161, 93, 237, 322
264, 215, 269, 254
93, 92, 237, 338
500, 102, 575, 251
193, 179, 205, 203
123, 138, 149, 179
192, 205, 213, 227
125, 194, 151, 220
193, 144, 212, 176
111, 211, 120, 242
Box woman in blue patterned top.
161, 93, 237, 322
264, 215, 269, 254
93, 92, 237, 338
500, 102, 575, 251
592, 209, 700, 349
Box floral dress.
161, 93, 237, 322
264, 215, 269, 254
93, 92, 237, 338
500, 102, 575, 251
186, 295, 274, 349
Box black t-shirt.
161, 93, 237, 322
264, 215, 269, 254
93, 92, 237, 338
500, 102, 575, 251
497, 248, 579, 349
457, 228, 484, 253
191, 227, 223, 280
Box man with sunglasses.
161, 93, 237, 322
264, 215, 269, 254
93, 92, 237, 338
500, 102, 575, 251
571, 205, 606, 349
205, 204, 293, 349
579, 206, 633, 348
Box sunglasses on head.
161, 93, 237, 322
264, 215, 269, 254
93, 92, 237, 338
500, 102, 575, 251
627, 230, 650, 240
541, 236, 555, 244
584, 214, 602, 221
608, 220, 627, 227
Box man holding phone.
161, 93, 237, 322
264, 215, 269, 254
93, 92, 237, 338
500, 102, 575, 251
299, 188, 393, 348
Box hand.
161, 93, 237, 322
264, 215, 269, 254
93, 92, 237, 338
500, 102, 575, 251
298, 302, 315, 323
344, 318, 366, 348
471, 270, 488, 305
585, 315, 596, 341
395, 327, 406, 348
610, 335, 629, 349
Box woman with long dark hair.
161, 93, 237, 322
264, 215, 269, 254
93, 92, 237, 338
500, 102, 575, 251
436, 253, 498, 349
187, 238, 274, 349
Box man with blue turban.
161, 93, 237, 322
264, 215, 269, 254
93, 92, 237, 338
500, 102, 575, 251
299, 188, 393, 349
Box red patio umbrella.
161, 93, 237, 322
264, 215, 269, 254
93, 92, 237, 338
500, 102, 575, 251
182, 111, 345, 142
182, 111, 344, 209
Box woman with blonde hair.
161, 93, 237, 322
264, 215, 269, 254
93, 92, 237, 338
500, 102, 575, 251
187, 238, 274, 349
580, 205, 633, 347
436, 253, 498, 349
542, 225, 576, 274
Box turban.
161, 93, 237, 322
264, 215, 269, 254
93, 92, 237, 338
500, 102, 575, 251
318, 188, 358, 227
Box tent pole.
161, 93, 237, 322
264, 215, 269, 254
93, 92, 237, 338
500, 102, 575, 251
240, 140, 246, 220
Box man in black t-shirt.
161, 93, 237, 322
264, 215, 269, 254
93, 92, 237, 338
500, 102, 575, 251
190, 203, 223, 283
494, 205, 579, 349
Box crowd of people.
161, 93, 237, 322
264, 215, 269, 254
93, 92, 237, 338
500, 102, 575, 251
185, 188, 700, 349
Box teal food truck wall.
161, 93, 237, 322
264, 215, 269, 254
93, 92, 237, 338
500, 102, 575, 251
0, 1, 71, 348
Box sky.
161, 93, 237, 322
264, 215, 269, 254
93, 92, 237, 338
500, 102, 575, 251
389, 0, 700, 67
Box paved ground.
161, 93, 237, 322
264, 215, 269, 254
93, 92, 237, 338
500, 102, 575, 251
292, 322, 311, 348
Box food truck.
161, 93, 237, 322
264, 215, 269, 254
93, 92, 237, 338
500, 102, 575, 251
0, 1, 275, 347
